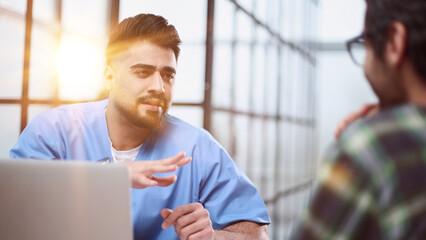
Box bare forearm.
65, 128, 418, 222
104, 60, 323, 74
214, 222, 269, 240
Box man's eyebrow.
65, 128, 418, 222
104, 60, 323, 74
130, 64, 156, 70
162, 66, 176, 74
130, 64, 176, 74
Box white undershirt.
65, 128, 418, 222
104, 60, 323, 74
110, 143, 142, 163
105, 107, 142, 163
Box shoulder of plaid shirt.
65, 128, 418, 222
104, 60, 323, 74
291, 104, 426, 240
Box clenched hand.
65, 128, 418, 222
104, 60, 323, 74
161, 203, 214, 240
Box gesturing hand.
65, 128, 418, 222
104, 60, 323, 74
121, 152, 191, 189
161, 203, 214, 240
334, 103, 380, 138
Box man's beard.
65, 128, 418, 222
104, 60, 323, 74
114, 94, 169, 129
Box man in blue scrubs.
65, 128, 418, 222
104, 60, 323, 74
10, 14, 270, 239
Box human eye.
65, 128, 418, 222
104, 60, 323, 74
162, 72, 175, 83
134, 69, 153, 78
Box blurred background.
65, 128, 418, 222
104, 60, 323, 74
0, 0, 376, 239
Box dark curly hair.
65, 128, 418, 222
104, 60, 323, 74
106, 13, 182, 65
365, 0, 426, 81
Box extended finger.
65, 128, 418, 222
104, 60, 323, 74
152, 175, 177, 187
176, 156, 192, 167
161, 203, 199, 229
142, 162, 178, 173
161, 208, 173, 220
335, 112, 362, 139
359, 104, 377, 115
157, 153, 191, 168
158, 152, 186, 165
132, 174, 158, 189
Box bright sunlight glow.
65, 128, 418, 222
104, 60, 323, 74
55, 34, 106, 100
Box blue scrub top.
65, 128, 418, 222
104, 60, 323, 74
10, 100, 270, 239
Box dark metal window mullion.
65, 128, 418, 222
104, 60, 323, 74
228, 4, 237, 158
20, 0, 33, 133
109, 0, 120, 33
203, 0, 215, 132
52, 0, 62, 107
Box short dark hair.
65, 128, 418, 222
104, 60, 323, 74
365, 0, 426, 81
106, 13, 182, 65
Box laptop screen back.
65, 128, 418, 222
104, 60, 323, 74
0, 159, 133, 240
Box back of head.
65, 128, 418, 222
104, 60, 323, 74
106, 13, 182, 65
365, 0, 426, 82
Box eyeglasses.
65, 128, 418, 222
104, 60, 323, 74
346, 34, 367, 66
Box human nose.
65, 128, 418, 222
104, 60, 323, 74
148, 71, 165, 94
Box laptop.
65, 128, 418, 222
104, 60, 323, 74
0, 159, 133, 240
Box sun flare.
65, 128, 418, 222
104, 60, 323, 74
55, 34, 106, 100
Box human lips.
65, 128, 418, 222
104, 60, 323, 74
140, 98, 166, 112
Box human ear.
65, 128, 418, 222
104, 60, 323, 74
104, 66, 115, 91
385, 21, 407, 68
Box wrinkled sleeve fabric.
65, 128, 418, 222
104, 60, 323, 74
10, 112, 62, 160
194, 131, 270, 229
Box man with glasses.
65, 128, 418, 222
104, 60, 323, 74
292, 0, 426, 239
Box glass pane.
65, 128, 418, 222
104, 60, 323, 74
212, 44, 232, 108
280, 0, 293, 39
248, 117, 263, 191
55, 0, 108, 101
264, 43, 278, 115
167, 106, 203, 129
214, 0, 234, 42
33, 0, 56, 23
261, 119, 277, 199
266, 0, 280, 33
299, 60, 310, 120
292, 0, 303, 42
234, 45, 250, 111
252, 43, 265, 114
0, 13, 25, 99
29, 23, 57, 100
211, 111, 231, 153
254, 0, 267, 23
62, 0, 108, 39
28, 104, 52, 123
279, 121, 294, 186
57, 32, 106, 101
287, 51, 299, 118
119, 0, 206, 43
236, 9, 252, 43
173, 43, 205, 103
234, 115, 249, 172
280, 47, 294, 117
0, 104, 20, 158
295, 54, 305, 119
0, 0, 27, 15
236, 0, 252, 13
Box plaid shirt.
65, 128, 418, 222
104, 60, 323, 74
292, 105, 426, 240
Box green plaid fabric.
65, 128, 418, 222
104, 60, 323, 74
292, 105, 426, 240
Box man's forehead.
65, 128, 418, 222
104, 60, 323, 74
130, 42, 175, 60
112, 41, 177, 68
